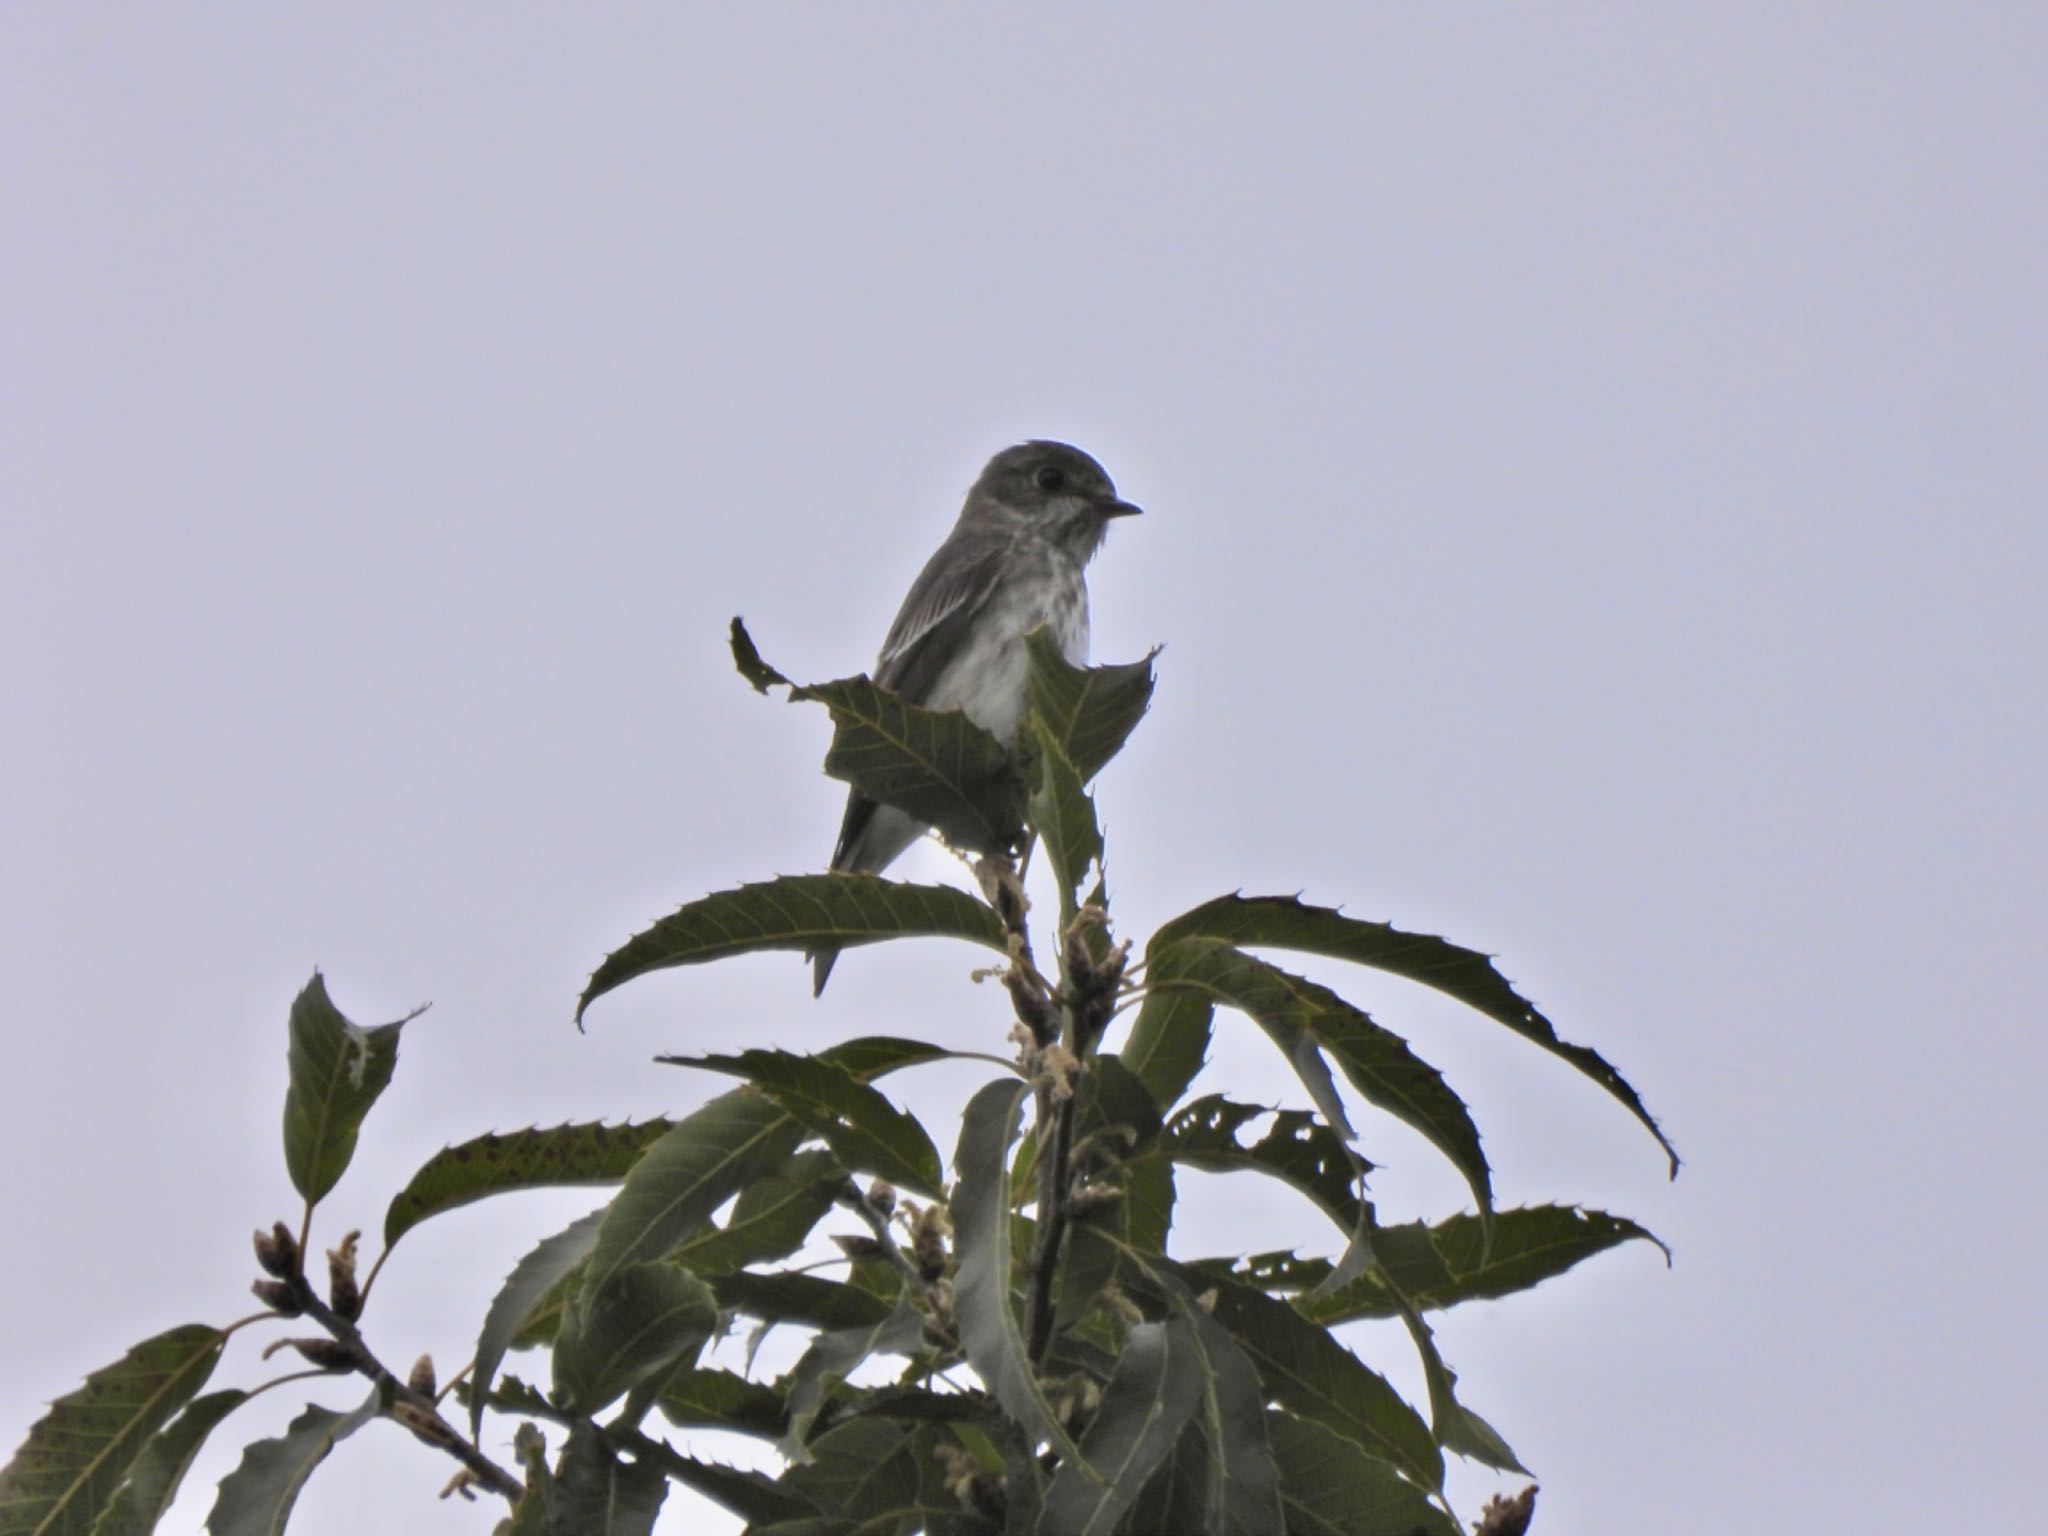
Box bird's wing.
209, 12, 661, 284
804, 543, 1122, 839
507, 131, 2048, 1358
872, 524, 1014, 703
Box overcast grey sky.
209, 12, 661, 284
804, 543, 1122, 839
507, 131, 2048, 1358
4, 6, 2043, 1533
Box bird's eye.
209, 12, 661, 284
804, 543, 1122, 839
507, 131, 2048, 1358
1034, 466, 1066, 492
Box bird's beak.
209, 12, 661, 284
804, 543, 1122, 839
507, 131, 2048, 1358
1099, 496, 1143, 519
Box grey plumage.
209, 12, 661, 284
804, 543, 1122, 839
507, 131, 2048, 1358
811, 441, 1140, 995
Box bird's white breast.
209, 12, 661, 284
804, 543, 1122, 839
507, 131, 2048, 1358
927, 551, 1088, 743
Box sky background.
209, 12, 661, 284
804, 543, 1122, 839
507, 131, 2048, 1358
4, 6, 2043, 1533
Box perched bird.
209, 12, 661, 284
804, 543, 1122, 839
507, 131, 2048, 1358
810, 440, 1141, 995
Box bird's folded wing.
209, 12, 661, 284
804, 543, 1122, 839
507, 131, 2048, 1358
873, 526, 1015, 704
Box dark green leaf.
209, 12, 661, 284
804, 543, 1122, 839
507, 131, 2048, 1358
471, 1207, 605, 1438
546, 1423, 666, 1536
1124, 1304, 1285, 1536
1146, 1266, 1440, 1495
664, 1050, 943, 1198
0, 1324, 224, 1536
780, 1299, 926, 1460
713, 1270, 893, 1333
90, 1390, 248, 1536
633, 1443, 815, 1527
1022, 628, 1158, 782
582, 1091, 803, 1307
652, 1370, 787, 1440
281, 973, 414, 1204
730, 616, 793, 693
553, 1263, 718, 1417
1160, 1097, 1365, 1236
794, 676, 1027, 856
1146, 942, 1490, 1224
382, 1120, 674, 1249
1396, 1309, 1524, 1475
777, 1418, 925, 1527
1026, 720, 1102, 934
1300, 1205, 1665, 1323
1116, 975, 1215, 1115
1265, 1414, 1455, 1536
579, 877, 1005, 1021
951, 1081, 1088, 1470
670, 1149, 844, 1275
1154, 895, 1677, 1177
205, 1392, 379, 1536
1039, 1319, 1202, 1536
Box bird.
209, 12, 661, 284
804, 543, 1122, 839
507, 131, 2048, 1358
810, 440, 1141, 995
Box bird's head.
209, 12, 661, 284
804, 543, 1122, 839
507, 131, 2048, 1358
969, 440, 1141, 560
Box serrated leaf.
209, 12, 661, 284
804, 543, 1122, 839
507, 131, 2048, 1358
546, 1423, 666, 1536
777, 1418, 926, 1528
652, 1369, 787, 1440
663, 1050, 942, 1198
634, 1445, 815, 1527
1395, 1309, 1525, 1475
553, 1262, 718, 1417
1022, 628, 1157, 782
1123, 1302, 1285, 1536
1154, 895, 1678, 1177
1115, 983, 1215, 1115
205, 1391, 378, 1536
0, 1324, 224, 1536
1300, 1205, 1665, 1323
1145, 942, 1491, 1224
90, 1389, 248, 1536
1039, 1320, 1201, 1536
780, 1299, 926, 1460
1160, 1097, 1365, 1236
472, 1207, 606, 1437
579, 876, 1005, 1021
1139, 1265, 1441, 1495
950, 1081, 1090, 1473
381, 1120, 674, 1249
582, 1090, 804, 1308
670, 1148, 844, 1275
794, 674, 1031, 858
281, 974, 414, 1204
1265, 1414, 1455, 1536
730, 616, 793, 693
713, 1270, 893, 1332
1026, 720, 1102, 934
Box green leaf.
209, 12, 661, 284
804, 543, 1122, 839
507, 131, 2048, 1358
1039, 1319, 1202, 1536
471, 1207, 605, 1438
205, 1391, 379, 1536
796, 673, 1030, 858
669, 1148, 844, 1274
0, 1324, 224, 1536
632, 1444, 815, 1527
1026, 720, 1102, 934
653, 1369, 788, 1440
581, 1090, 804, 1308
713, 1270, 893, 1333
1150, 1266, 1441, 1495
1299, 1205, 1665, 1323
730, 615, 793, 693
547, 1423, 666, 1536
553, 1262, 718, 1417
779, 1299, 926, 1460
1148, 942, 1491, 1223
381, 1120, 674, 1249
1124, 1303, 1285, 1536
579, 876, 1005, 1022
1265, 1414, 1455, 1536
1116, 982, 1215, 1115
281, 973, 414, 1204
663, 1050, 943, 1198
776, 1419, 926, 1528
1159, 1097, 1364, 1236
950, 1081, 1089, 1472
1395, 1309, 1525, 1475
90, 1390, 248, 1536
1154, 894, 1678, 1177
1022, 628, 1158, 781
